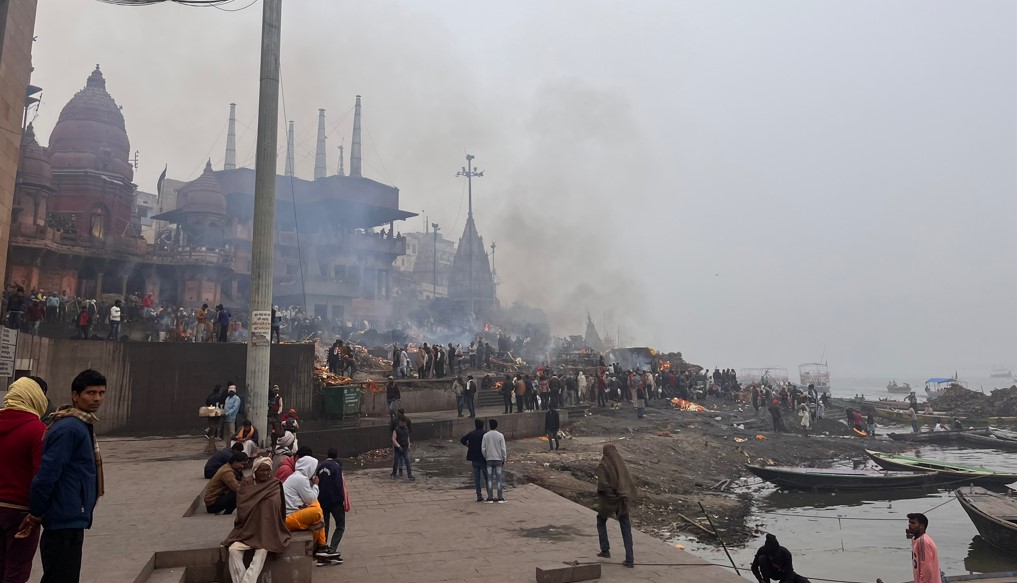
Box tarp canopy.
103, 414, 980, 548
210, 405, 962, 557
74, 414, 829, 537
925, 378, 958, 384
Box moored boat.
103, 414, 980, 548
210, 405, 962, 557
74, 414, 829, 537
745, 465, 936, 490
959, 432, 1017, 452
955, 486, 1017, 553
799, 363, 831, 393
865, 450, 1017, 486
886, 380, 912, 394
887, 427, 990, 444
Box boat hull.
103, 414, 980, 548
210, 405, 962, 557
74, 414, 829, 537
960, 432, 1017, 452
955, 486, 1017, 554
887, 428, 990, 444
865, 450, 1017, 486
745, 465, 935, 490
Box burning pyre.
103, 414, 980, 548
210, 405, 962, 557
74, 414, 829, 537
670, 397, 706, 412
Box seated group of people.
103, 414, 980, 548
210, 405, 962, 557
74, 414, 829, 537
202, 430, 348, 580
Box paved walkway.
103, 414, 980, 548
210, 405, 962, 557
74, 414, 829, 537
320, 465, 745, 583
23, 434, 744, 583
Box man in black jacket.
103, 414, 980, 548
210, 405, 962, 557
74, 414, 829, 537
750, 534, 811, 582
459, 419, 488, 502
315, 448, 346, 560
545, 405, 560, 451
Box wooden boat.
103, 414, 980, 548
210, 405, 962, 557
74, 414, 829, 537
960, 432, 1017, 452
866, 450, 1017, 486
992, 428, 1017, 441
887, 427, 990, 443
886, 380, 913, 394
745, 464, 937, 490
872, 407, 947, 424
955, 486, 1017, 553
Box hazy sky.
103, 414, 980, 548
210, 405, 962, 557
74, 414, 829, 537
29, 1, 1016, 376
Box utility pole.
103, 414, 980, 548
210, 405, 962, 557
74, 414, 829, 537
432, 223, 440, 299
456, 154, 483, 315
246, 0, 282, 448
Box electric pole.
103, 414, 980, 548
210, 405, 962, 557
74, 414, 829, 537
456, 154, 483, 316
245, 0, 282, 448
432, 223, 440, 299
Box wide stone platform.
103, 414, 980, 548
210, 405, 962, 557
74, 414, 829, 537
25, 434, 743, 583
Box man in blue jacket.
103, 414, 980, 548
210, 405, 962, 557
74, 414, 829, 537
459, 419, 489, 502
16, 369, 106, 583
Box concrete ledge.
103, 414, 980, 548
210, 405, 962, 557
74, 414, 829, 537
300, 406, 558, 457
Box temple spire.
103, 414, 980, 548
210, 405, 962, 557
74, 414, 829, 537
284, 120, 295, 177
337, 142, 345, 176
224, 103, 237, 170
350, 95, 363, 178
313, 108, 327, 180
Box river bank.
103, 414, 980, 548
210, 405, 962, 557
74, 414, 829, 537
360, 397, 909, 547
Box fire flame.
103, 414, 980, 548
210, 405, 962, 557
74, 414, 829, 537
670, 398, 706, 412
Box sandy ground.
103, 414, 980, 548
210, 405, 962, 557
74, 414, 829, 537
353, 397, 910, 548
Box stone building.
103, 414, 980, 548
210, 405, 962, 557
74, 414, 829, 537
394, 228, 456, 300
7, 66, 417, 322
0, 0, 40, 287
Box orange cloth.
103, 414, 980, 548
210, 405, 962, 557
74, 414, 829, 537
285, 500, 326, 547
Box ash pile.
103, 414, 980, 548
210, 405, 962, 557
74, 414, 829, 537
930, 384, 1017, 417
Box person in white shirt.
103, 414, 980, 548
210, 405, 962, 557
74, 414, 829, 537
282, 456, 335, 559
480, 419, 507, 503
106, 299, 122, 340
932, 420, 948, 432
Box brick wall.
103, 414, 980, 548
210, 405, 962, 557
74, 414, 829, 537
0, 0, 39, 287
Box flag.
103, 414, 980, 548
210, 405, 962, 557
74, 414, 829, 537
156, 164, 167, 196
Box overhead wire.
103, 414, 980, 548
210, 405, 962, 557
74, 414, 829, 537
279, 71, 308, 311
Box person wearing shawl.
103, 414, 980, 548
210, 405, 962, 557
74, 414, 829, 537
271, 431, 297, 470
595, 444, 636, 567
0, 376, 49, 583
17, 369, 106, 583
282, 456, 336, 559
222, 457, 290, 583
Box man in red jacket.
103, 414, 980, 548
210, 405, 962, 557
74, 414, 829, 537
0, 376, 49, 583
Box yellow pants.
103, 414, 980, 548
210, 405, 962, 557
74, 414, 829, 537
285, 500, 326, 547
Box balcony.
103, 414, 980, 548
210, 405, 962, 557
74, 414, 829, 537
276, 230, 406, 257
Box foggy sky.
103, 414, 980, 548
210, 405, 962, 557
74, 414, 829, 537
28, 1, 1017, 377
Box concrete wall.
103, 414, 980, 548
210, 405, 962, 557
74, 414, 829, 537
0, 0, 39, 287
300, 408, 561, 459
13, 336, 315, 435
358, 380, 457, 417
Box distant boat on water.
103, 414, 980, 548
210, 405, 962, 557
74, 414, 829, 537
886, 380, 913, 394
990, 367, 1013, 379
799, 362, 830, 393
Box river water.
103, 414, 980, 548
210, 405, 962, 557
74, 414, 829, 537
682, 416, 1017, 582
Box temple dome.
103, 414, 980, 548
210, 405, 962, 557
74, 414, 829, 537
180, 161, 227, 215
48, 65, 133, 181
17, 124, 52, 189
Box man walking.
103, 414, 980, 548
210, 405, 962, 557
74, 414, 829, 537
315, 448, 346, 561
460, 419, 489, 502
545, 405, 561, 451
877, 513, 941, 583
595, 444, 636, 568
17, 369, 106, 583
464, 375, 477, 418
451, 376, 464, 418
501, 375, 513, 414
386, 376, 400, 421
106, 299, 122, 340
0, 376, 49, 583
268, 385, 283, 446
480, 419, 506, 503
391, 417, 414, 481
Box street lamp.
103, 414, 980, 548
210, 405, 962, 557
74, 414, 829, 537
431, 223, 440, 299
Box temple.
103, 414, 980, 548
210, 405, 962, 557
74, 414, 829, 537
8, 66, 417, 324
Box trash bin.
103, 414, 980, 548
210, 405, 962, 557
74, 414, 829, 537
341, 386, 362, 419
323, 387, 344, 418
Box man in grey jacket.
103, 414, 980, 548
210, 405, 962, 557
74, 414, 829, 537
480, 419, 507, 503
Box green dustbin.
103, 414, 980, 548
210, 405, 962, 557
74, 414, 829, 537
324, 387, 344, 417
340, 386, 362, 419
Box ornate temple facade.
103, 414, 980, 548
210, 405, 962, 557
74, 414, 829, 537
7, 68, 416, 324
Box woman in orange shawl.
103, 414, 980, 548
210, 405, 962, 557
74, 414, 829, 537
595, 444, 637, 567
222, 457, 290, 583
